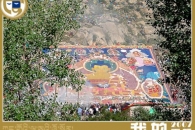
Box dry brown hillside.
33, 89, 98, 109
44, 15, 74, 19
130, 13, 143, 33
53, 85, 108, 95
60, 0, 163, 46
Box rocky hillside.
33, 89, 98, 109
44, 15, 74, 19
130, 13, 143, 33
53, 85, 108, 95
60, 0, 162, 46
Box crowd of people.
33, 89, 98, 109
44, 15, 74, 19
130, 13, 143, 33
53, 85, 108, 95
76, 102, 127, 118
54, 99, 190, 121
57, 102, 130, 120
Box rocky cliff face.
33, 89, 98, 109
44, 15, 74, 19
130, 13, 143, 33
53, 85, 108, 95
60, 0, 162, 46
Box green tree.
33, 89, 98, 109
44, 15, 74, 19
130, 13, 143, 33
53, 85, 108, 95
151, 105, 183, 121
130, 106, 152, 121
3, 0, 86, 121
130, 105, 182, 121
145, 0, 191, 120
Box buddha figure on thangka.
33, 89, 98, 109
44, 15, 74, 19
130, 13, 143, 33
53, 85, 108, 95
81, 56, 141, 97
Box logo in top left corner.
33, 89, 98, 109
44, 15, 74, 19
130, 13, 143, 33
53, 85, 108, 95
0, 0, 28, 20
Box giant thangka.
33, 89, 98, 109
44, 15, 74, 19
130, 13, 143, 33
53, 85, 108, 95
40, 45, 172, 104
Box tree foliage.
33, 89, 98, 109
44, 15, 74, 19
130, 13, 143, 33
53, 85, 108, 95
84, 105, 184, 121
3, 0, 86, 121
130, 105, 182, 121
145, 0, 191, 120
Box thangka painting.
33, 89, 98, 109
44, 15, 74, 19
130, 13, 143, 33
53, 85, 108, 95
40, 45, 172, 104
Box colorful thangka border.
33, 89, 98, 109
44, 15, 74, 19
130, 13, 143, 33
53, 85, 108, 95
41, 46, 172, 104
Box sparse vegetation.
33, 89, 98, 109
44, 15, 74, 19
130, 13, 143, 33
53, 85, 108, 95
93, 34, 98, 42
137, 35, 146, 44
107, 4, 114, 10
124, 34, 132, 44
105, 33, 111, 43
99, 0, 107, 4
127, 27, 134, 34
